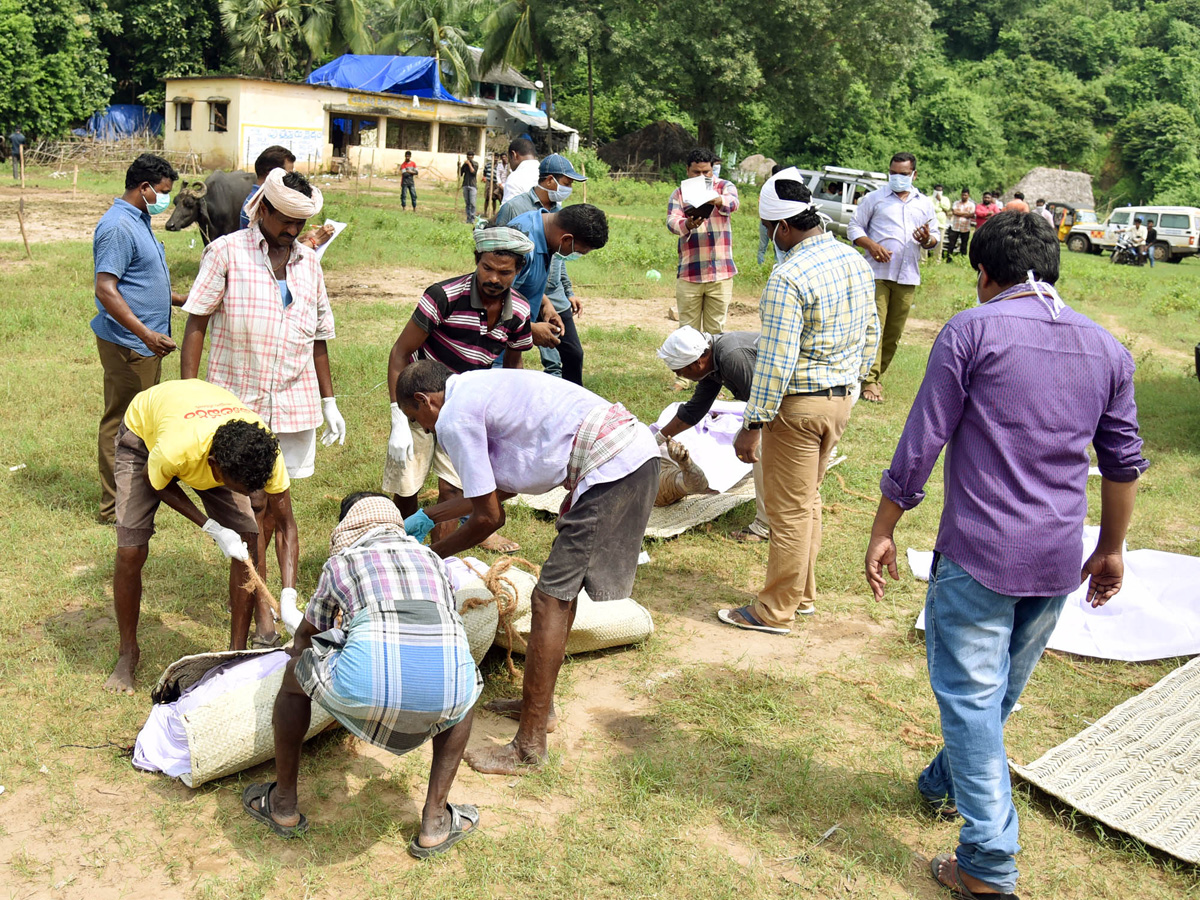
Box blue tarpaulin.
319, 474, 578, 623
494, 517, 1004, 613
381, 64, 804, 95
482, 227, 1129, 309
307, 55, 464, 103
86, 104, 164, 139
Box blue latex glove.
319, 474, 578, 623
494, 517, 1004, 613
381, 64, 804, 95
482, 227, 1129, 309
404, 509, 436, 542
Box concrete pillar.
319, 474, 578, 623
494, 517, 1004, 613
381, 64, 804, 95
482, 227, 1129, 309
430, 119, 441, 154
476, 125, 486, 158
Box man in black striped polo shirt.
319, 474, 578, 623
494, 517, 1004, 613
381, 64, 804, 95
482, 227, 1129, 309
384, 227, 535, 550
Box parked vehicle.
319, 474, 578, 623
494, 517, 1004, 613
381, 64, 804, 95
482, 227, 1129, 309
1065, 206, 1200, 262
1046, 202, 1098, 242
802, 166, 887, 238
1109, 232, 1145, 266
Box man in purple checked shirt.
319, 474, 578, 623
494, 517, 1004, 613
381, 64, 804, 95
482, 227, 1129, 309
864, 211, 1148, 900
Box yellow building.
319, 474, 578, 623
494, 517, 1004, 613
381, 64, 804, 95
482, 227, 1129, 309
163, 75, 488, 179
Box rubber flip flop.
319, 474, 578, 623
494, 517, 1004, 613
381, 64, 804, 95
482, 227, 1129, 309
717, 606, 790, 635
408, 802, 480, 859
929, 853, 1019, 900
243, 782, 308, 839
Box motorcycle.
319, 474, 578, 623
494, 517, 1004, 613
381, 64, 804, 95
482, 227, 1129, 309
1110, 233, 1146, 266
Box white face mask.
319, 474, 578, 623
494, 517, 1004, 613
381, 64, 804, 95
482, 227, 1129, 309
548, 178, 573, 203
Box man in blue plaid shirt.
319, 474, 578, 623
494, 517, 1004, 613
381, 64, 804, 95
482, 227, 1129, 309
724, 169, 878, 634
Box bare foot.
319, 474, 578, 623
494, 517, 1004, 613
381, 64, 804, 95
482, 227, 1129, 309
104, 650, 139, 694
465, 741, 546, 775
482, 697, 558, 733
861, 383, 883, 403
932, 853, 1007, 896
480, 532, 520, 553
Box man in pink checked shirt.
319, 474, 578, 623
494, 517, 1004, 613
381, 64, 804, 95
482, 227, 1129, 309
666, 148, 740, 388
180, 168, 345, 645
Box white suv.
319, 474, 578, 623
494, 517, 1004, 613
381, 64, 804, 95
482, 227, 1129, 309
801, 166, 888, 238
1065, 206, 1200, 262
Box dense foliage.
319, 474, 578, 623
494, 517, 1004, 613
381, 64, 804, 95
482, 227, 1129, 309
1, 0, 1197, 205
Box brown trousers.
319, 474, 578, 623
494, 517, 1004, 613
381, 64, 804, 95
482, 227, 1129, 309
753, 393, 852, 626
97, 336, 160, 520
865, 279, 917, 385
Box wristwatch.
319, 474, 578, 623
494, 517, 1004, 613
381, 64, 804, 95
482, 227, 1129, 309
744, 421, 764, 431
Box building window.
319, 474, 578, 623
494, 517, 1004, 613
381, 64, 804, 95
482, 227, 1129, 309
499, 85, 518, 103
438, 124, 478, 155
518, 88, 536, 106
176, 102, 192, 132
385, 118, 431, 151
480, 82, 497, 101
209, 102, 228, 133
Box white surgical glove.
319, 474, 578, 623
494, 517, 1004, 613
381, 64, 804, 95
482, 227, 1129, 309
388, 402, 415, 463
320, 396, 346, 446
280, 586, 304, 633
201, 518, 249, 561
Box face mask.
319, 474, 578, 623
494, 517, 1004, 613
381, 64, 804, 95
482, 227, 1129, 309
888, 173, 913, 194
144, 186, 171, 215
555, 237, 583, 262
770, 222, 782, 251
548, 179, 573, 203
703, 176, 714, 190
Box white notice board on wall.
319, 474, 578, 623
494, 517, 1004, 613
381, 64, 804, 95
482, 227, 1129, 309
241, 125, 325, 170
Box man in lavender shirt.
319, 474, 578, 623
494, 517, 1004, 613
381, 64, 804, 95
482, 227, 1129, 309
848, 152, 939, 403
864, 211, 1147, 899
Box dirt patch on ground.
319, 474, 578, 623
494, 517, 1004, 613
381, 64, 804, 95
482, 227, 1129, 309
323, 266, 445, 308
0, 185, 116, 243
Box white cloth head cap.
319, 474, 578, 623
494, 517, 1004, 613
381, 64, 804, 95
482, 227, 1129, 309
759, 166, 814, 222
657, 326, 711, 370
245, 167, 324, 227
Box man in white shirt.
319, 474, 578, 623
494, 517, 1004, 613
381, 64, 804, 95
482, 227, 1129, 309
847, 151, 939, 404
500, 137, 540, 205
396, 361, 659, 776
1034, 199, 1055, 228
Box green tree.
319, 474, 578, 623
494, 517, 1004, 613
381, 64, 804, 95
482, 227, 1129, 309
1115, 101, 1200, 201
479, 0, 560, 130
373, 0, 479, 96
0, 0, 112, 136
220, 0, 368, 80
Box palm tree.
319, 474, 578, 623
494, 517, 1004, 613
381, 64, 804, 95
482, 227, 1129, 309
299, 0, 371, 72
220, 0, 307, 80
478, 0, 557, 133
373, 0, 480, 97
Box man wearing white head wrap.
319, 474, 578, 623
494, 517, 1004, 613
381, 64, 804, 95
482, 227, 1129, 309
717, 171, 878, 634
181, 168, 342, 645
656, 325, 773, 540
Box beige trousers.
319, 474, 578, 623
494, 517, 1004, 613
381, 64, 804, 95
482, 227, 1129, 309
675, 277, 734, 335
97, 336, 161, 521
753, 393, 852, 626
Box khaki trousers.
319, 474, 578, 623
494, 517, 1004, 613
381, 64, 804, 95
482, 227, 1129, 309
753, 393, 852, 626
748, 458, 770, 537
675, 277, 734, 335
865, 279, 916, 385
97, 336, 161, 520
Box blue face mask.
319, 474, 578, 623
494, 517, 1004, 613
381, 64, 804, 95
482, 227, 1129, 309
548, 179, 573, 203
555, 236, 583, 262
888, 173, 913, 194
144, 186, 172, 215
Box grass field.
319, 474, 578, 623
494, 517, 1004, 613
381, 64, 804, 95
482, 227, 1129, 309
1, 168, 1199, 899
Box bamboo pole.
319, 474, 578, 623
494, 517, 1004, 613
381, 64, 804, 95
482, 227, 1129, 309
17, 197, 32, 260
73, 165, 78, 200
581, 161, 587, 204
19, 144, 24, 190
368, 149, 375, 193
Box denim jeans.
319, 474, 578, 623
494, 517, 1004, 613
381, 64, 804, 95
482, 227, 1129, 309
918, 554, 1068, 893
757, 221, 785, 266
401, 183, 417, 208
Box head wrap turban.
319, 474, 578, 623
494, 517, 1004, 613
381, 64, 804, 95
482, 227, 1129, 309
245, 167, 324, 227
474, 226, 535, 257
329, 495, 409, 555
759, 166, 814, 222
657, 326, 711, 370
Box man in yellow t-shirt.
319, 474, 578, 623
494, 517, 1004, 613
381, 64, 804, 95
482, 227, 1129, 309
107, 380, 291, 693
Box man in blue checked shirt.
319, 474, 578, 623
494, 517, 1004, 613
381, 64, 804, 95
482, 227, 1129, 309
92, 153, 186, 524
724, 169, 878, 634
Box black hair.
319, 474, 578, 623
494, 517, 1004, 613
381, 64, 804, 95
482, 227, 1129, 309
934, 183, 944, 190
254, 145, 296, 178
890, 151, 917, 169
210, 420, 279, 492
557, 203, 608, 250
773, 179, 822, 232
262, 172, 314, 217
1134, 217, 1143, 223
405, 150, 412, 157
770, 163, 786, 175
508, 137, 536, 157
339, 491, 390, 522
1013, 191, 1025, 200
961, 187, 971, 194
686, 148, 719, 167
396, 359, 452, 406
474, 249, 524, 266
1036, 198, 1046, 204
126, 153, 179, 189
969, 211, 1060, 287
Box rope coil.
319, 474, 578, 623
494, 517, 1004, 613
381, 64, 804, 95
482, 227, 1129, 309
461, 556, 541, 678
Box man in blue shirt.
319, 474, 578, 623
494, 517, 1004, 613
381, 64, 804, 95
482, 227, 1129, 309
495, 154, 588, 383
504, 203, 609, 372
8, 129, 25, 180
92, 153, 184, 523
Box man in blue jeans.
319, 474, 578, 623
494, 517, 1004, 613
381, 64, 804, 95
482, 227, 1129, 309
864, 211, 1147, 898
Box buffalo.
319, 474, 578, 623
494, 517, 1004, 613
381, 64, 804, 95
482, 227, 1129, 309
165, 170, 256, 245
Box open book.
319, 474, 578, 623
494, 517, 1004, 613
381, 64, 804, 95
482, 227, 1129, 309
680, 176, 720, 218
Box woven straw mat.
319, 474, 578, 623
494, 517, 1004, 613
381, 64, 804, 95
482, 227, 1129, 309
514, 473, 756, 539
1010, 654, 1200, 863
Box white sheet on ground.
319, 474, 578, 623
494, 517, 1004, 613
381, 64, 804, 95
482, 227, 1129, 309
908, 527, 1200, 662
133, 651, 291, 777
654, 400, 752, 493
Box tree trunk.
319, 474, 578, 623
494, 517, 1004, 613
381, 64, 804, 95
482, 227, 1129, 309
535, 44, 555, 150
587, 45, 595, 148
698, 119, 714, 150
